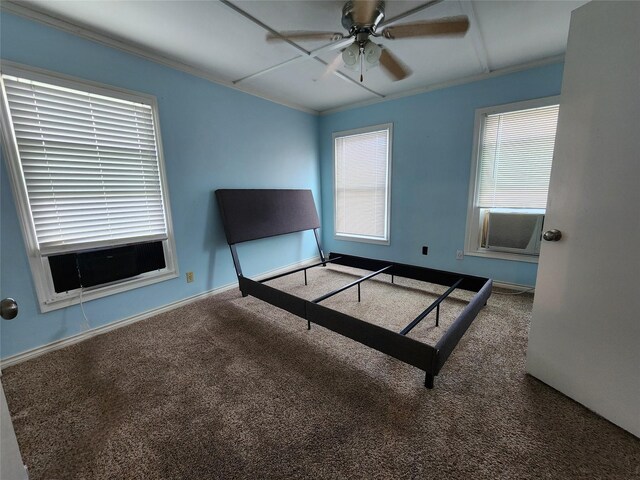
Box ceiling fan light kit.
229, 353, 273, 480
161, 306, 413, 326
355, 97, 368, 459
364, 41, 383, 67
341, 41, 382, 70
342, 42, 360, 67
268, 0, 470, 82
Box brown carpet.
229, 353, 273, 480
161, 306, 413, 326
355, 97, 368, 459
3, 266, 639, 479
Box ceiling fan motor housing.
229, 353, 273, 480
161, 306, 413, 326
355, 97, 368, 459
341, 1, 386, 33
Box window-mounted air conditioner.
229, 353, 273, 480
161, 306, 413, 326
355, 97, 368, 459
482, 211, 545, 255
48, 242, 166, 293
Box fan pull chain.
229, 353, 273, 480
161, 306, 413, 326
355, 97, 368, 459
360, 47, 364, 82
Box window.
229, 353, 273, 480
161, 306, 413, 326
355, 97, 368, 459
333, 124, 392, 244
465, 97, 559, 262
0, 63, 177, 311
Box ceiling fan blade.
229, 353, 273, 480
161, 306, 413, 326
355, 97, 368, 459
379, 48, 411, 81
381, 16, 469, 39
318, 52, 346, 81
353, 0, 378, 25
266, 31, 345, 42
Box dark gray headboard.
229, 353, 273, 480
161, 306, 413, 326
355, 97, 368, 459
215, 189, 320, 245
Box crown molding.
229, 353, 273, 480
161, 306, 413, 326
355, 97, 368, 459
0, 1, 319, 115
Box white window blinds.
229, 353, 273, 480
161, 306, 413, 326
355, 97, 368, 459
477, 105, 559, 209
335, 127, 390, 241
2, 74, 168, 255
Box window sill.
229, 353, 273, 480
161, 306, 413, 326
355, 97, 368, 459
39, 269, 178, 313
464, 250, 539, 264
334, 234, 390, 246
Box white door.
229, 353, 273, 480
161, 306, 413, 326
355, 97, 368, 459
1, 376, 28, 480
526, 1, 640, 437
1, 176, 28, 478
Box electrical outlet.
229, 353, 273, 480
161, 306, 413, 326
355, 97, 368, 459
456, 250, 464, 260
186, 272, 194, 283
422, 246, 429, 255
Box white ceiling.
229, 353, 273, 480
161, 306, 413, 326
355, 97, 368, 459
3, 0, 588, 113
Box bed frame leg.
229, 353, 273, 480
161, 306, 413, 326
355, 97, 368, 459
313, 229, 326, 266
307, 320, 311, 330
229, 244, 247, 297
424, 373, 434, 389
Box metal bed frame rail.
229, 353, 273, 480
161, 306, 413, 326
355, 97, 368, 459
239, 252, 491, 389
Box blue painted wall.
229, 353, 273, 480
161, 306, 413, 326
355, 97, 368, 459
318, 63, 563, 286
0, 13, 320, 359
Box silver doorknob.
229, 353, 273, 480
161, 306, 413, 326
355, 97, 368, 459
1, 298, 18, 320
543, 229, 562, 242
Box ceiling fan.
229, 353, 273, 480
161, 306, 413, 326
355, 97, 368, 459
266, 0, 470, 82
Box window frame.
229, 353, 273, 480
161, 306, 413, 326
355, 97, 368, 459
464, 96, 560, 263
0, 61, 178, 312
332, 123, 393, 245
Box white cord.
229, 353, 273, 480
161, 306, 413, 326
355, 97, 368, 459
79, 287, 91, 331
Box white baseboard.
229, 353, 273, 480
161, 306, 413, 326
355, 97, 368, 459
0, 257, 318, 370
492, 280, 535, 292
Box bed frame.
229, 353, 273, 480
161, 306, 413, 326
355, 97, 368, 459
216, 189, 492, 388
